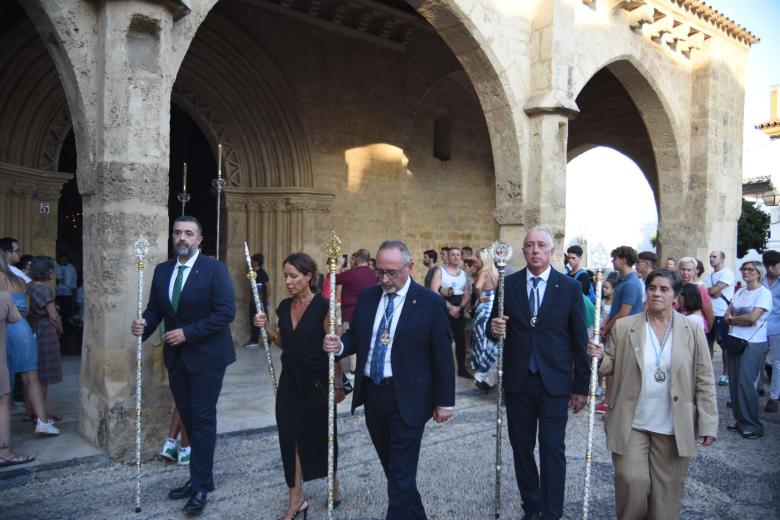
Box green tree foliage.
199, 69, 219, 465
737, 199, 770, 258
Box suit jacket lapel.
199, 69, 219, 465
361, 286, 383, 355
512, 268, 531, 320
536, 268, 560, 325
627, 318, 645, 371
393, 281, 419, 340
671, 312, 688, 382
177, 254, 203, 314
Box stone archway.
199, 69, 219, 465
568, 58, 684, 259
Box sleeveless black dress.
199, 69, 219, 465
276, 294, 337, 487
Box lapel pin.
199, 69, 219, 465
412, 299, 416, 304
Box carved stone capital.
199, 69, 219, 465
0, 162, 73, 199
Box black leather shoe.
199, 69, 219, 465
521, 513, 541, 520
183, 490, 207, 516
168, 480, 215, 500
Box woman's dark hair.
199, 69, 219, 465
680, 283, 703, 313
644, 268, 683, 296
695, 258, 705, 278
251, 253, 264, 267
283, 252, 318, 292
29, 256, 55, 282
18, 254, 33, 271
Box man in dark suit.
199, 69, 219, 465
131, 216, 236, 517
489, 227, 589, 520
324, 240, 455, 520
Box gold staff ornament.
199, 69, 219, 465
490, 239, 512, 518
243, 242, 278, 395
582, 243, 609, 520
132, 236, 150, 513
324, 231, 341, 519
177, 162, 190, 216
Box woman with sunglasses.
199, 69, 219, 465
724, 260, 772, 439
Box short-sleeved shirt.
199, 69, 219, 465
730, 285, 772, 343
424, 266, 437, 289
335, 265, 377, 322
569, 269, 592, 298
706, 268, 734, 317
609, 271, 644, 321
763, 276, 780, 337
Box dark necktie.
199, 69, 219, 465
370, 293, 397, 384
171, 265, 187, 313
528, 276, 541, 373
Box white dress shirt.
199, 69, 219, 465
526, 265, 552, 313
363, 276, 411, 379
10, 265, 31, 284
168, 250, 200, 302
632, 323, 674, 435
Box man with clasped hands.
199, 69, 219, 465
488, 227, 590, 520
324, 240, 455, 520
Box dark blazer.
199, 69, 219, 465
142, 253, 236, 374
488, 267, 589, 396
339, 279, 455, 427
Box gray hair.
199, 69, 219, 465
678, 256, 697, 269
378, 240, 411, 263
741, 260, 765, 283
524, 226, 555, 249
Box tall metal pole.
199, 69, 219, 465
177, 162, 190, 216
325, 231, 341, 519
132, 237, 149, 513
212, 144, 226, 260
490, 240, 513, 518
582, 244, 609, 520
243, 242, 277, 395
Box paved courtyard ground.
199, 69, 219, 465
1, 353, 778, 520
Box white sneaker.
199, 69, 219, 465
177, 447, 191, 466
35, 418, 61, 436
160, 437, 178, 461
243, 342, 258, 349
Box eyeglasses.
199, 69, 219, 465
740, 267, 757, 273
374, 263, 409, 279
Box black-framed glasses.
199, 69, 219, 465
741, 267, 757, 272
374, 263, 409, 279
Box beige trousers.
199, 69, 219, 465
611, 428, 691, 520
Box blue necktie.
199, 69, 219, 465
528, 277, 541, 373
370, 293, 397, 384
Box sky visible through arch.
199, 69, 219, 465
566, 0, 780, 258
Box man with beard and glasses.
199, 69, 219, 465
131, 216, 236, 517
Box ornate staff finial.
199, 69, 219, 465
490, 240, 513, 267
325, 231, 342, 261
590, 243, 609, 270
133, 237, 150, 266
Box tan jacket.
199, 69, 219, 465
599, 311, 718, 457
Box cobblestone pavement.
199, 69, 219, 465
1, 376, 778, 520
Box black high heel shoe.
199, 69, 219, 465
278, 498, 308, 520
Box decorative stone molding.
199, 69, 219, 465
223, 186, 334, 213
585, 1, 759, 61
0, 161, 73, 198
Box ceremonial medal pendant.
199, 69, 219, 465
380, 330, 391, 345
530, 316, 537, 327
654, 367, 666, 383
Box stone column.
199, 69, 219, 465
686, 37, 750, 266
224, 187, 334, 347
24, 0, 199, 458
0, 162, 72, 255
519, 0, 578, 265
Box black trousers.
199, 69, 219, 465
445, 296, 467, 373
362, 380, 427, 520
168, 351, 226, 492
505, 372, 569, 520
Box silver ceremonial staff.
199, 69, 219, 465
582, 244, 609, 520
243, 242, 277, 395
490, 240, 513, 519
325, 231, 341, 519
212, 144, 226, 260
132, 236, 149, 513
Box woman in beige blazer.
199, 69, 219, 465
589, 268, 718, 520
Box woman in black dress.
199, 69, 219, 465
254, 253, 343, 520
